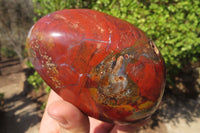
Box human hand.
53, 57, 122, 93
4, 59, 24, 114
39, 90, 149, 133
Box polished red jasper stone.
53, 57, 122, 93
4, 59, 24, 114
26, 9, 166, 124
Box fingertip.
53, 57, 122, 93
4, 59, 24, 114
47, 101, 69, 128
89, 117, 114, 133
47, 100, 89, 133
110, 117, 151, 133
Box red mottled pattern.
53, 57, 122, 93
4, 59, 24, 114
26, 9, 166, 124
126, 56, 165, 101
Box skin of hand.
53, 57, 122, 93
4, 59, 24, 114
39, 90, 149, 133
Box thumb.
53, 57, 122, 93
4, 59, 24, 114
47, 100, 89, 133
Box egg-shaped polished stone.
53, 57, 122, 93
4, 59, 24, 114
26, 9, 166, 124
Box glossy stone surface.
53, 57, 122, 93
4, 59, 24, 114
26, 9, 166, 124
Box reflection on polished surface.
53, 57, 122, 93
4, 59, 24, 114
51, 32, 62, 37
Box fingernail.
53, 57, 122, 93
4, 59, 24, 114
49, 114, 69, 128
